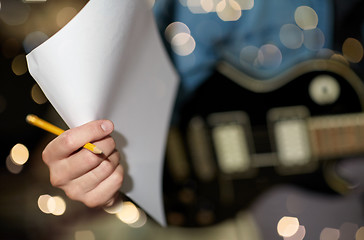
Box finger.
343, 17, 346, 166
44, 120, 114, 161
70, 150, 121, 194
47, 136, 118, 185
82, 165, 124, 208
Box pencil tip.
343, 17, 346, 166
94, 147, 103, 154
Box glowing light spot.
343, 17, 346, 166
280, 24, 304, 49
10, 143, 29, 165
116, 201, 140, 224
342, 38, 363, 63
171, 32, 196, 56
294, 6, 318, 30
104, 199, 123, 214
11, 54, 28, 76
316, 48, 335, 58
257, 44, 282, 68
356, 227, 364, 240
201, 0, 214, 12
23, 31, 49, 53
340, 222, 358, 240
240, 45, 259, 65
52, 196, 66, 216
165, 22, 191, 43
330, 54, 349, 65
6, 155, 23, 174
129, 209, 148, 228
320, 228, 340, 240
47, 196, 56, 214
38, 194, 53, 214
277, 216, 300, 237
303, 28, 325, 51
31, 84, 48, 104
2, 38, 21, 58
0, 0, 30, 26
216, 0, 242, 22
56, 7, 78, 28
235, 0, 254, 10
75, 230, 95, 240
187, 0, 209, 13
284, 225, 306, 240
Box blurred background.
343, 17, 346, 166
0, 0, 364, 239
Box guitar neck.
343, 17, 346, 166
309, 113, 364, 159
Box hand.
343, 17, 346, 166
42, 120, 123, 208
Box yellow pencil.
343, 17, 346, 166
26, 114, 103, 154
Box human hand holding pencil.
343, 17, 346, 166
26, 114, 124, 208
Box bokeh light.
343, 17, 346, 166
171, 32, 196, 56
0, 0, 30, 26
330, 53, 349, 65
187, 0, 210, 14
356, 227, 364, 240
280, 24, 304, 49
216, 0, 242, 21
38, 194, 66, 216
257, 44, 282, 68
56, 7, 78, 28
303, 28, 325, 51
165, 22, 191, 43
104, 199, 123, 214
38, 194, 53, 214
128, 209, 148, 228
340, 222, 358, 240
277, 216, 300, 237
320, 228, 340, 240
294, 6, 318, 30
6, 155, 23, 174
342, 37, 363, 63
240, 45, 259, 65
31, 84, 48, 104
11, 54, 28, 76
115, 201, 140, 224
235, 0, 254, 10
284, 225, 306, 240
10, 143, 29, 165
23, 31, 49, 53
200, 0, 215, 13
51, 196, 66, 216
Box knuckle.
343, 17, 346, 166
41, 148, 50, 164
83, 196, 100, 208
65, 185, 82, 202
112, 166, 124, 187
99, 160, 114, 175
61, 131, 75, 149
108, 137, 116, 150
49, 172, 64, 187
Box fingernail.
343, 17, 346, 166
101, 120, 113, 132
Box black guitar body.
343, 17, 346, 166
163, 60, 364, 227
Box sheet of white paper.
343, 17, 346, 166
26, 0, 178, 226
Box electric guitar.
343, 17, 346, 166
162, 59, 364, 227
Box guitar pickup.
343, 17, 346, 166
268, 106, 318, 175
207, 111, 256, 178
